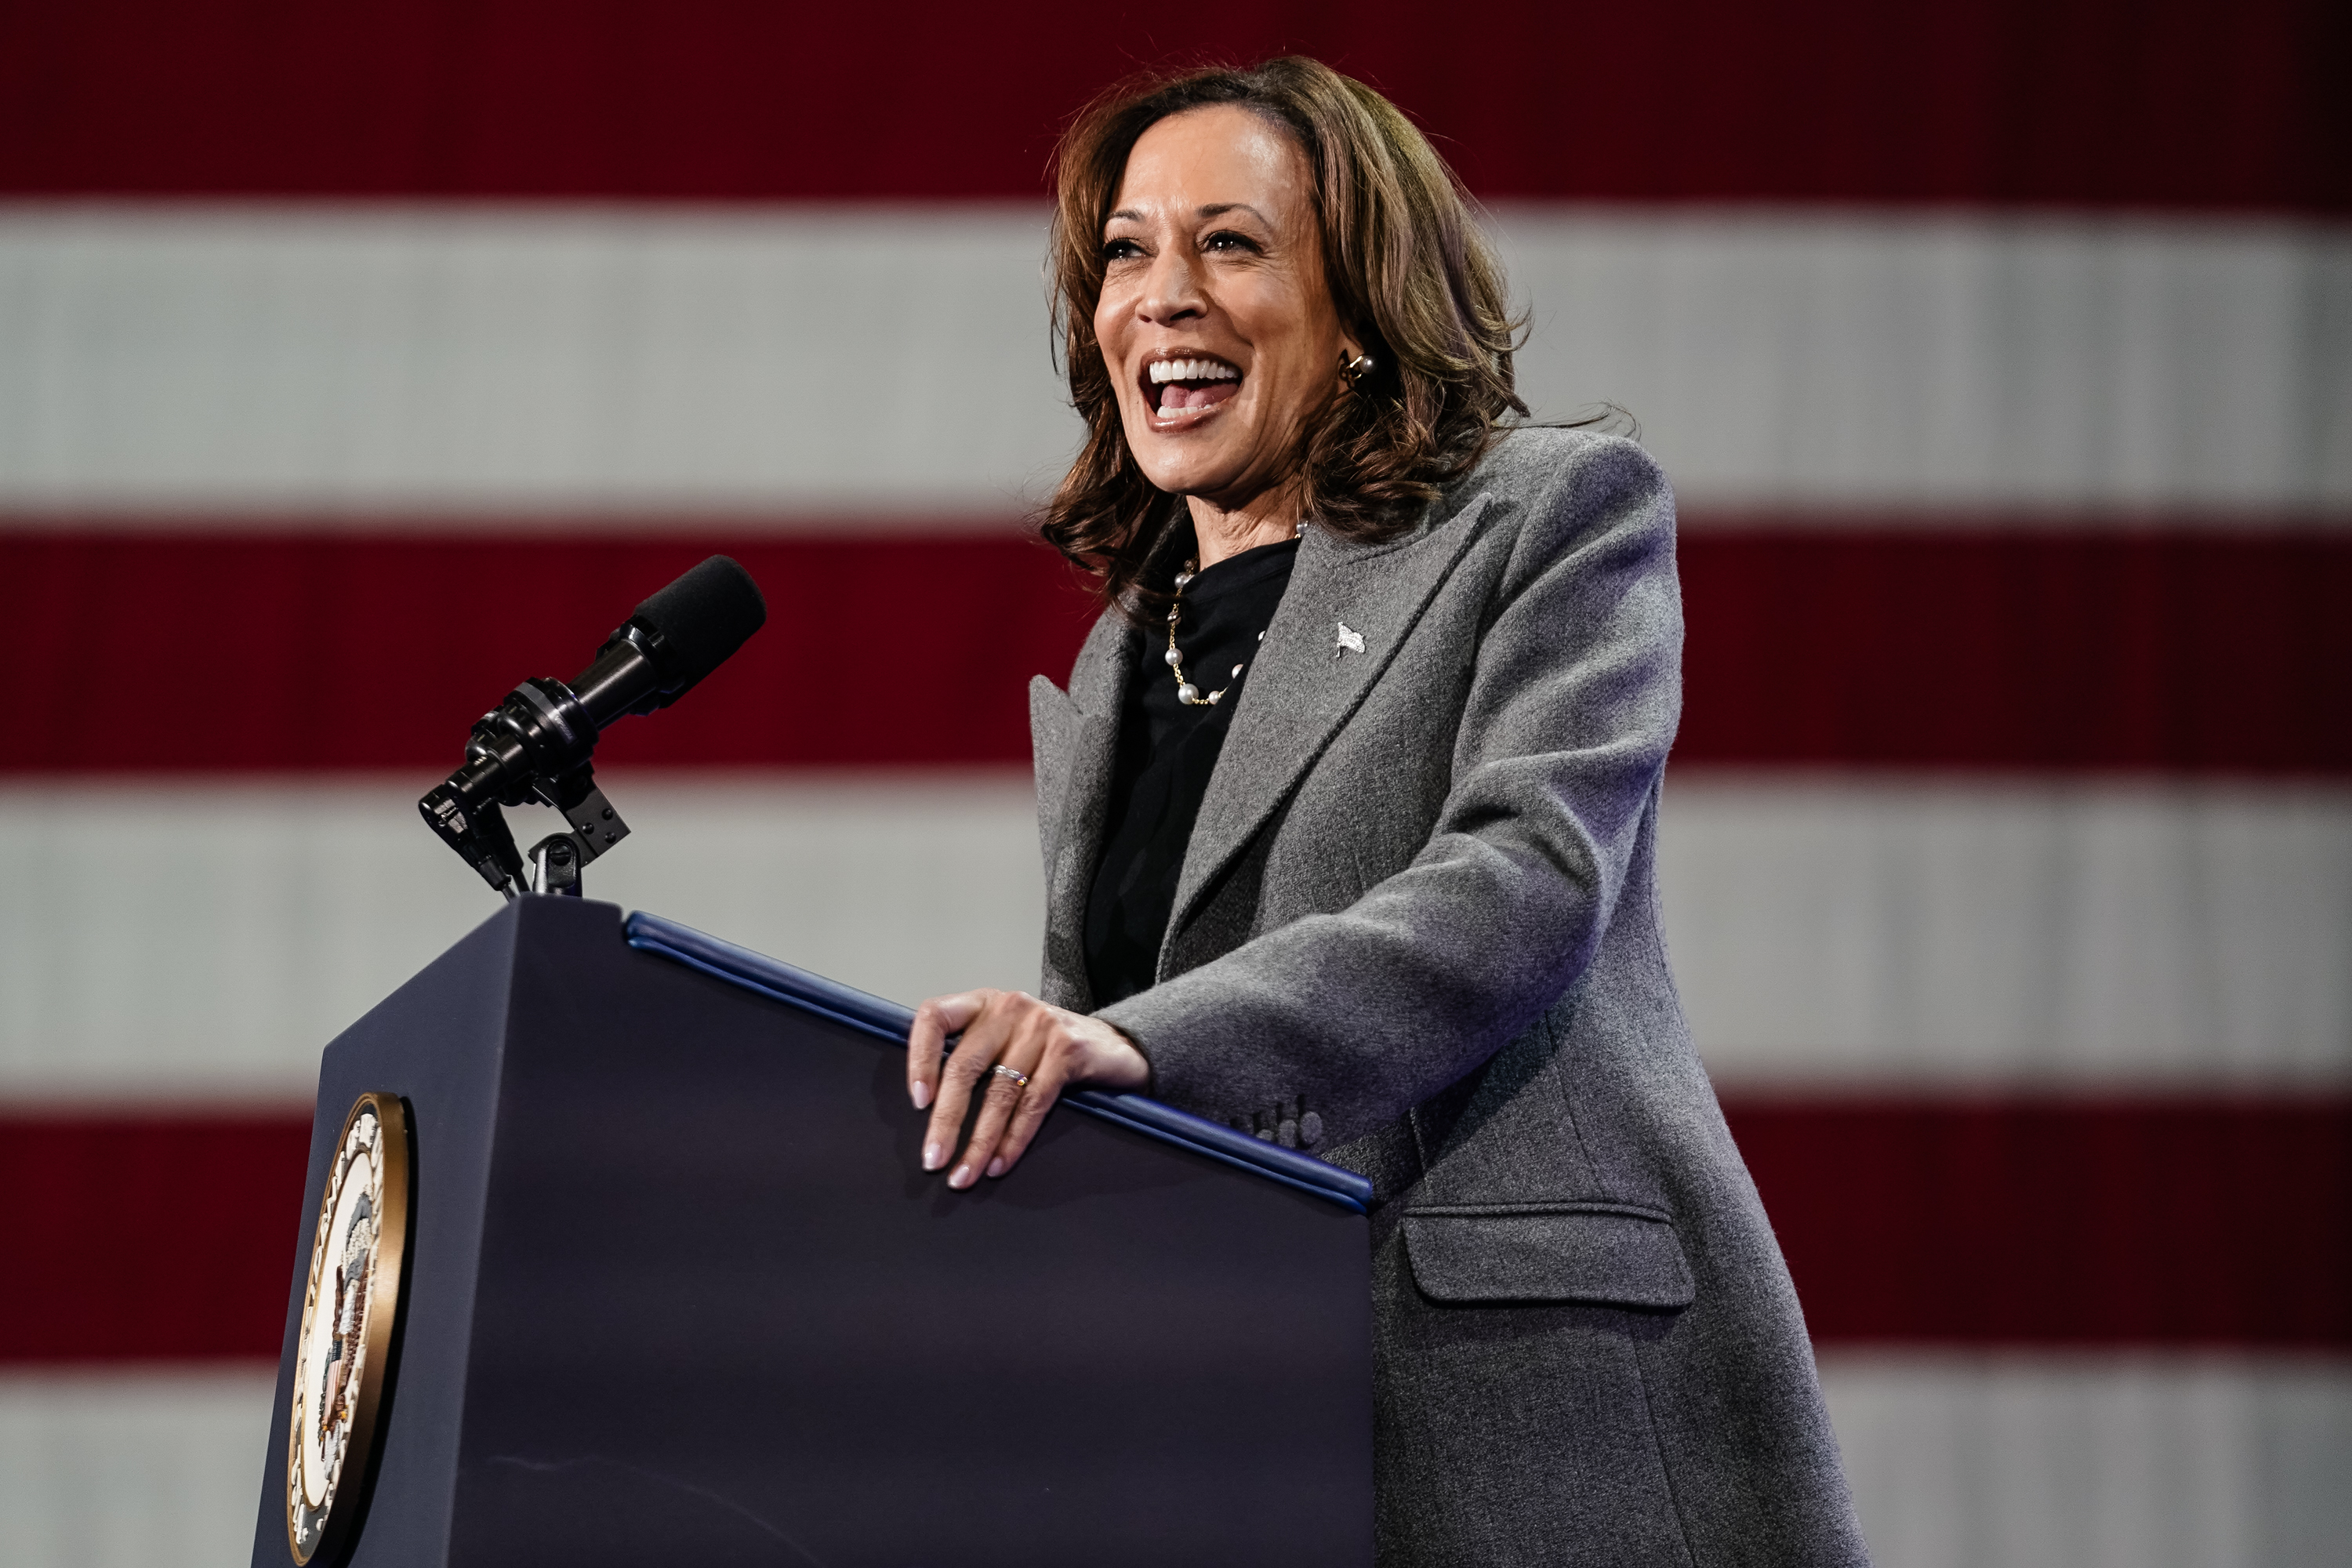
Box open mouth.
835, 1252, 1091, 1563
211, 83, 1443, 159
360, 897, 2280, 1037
1144, 354, 1242, 421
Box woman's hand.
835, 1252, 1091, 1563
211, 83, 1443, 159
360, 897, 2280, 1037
907, 989, 1151, 1188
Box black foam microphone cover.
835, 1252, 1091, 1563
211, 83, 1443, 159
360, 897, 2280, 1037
630, 555, 768, 688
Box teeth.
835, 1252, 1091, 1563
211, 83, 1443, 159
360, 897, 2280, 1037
1148, 358, 1240, 384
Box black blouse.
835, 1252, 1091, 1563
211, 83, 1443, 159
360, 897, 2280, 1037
1083, 537, 1301, 1007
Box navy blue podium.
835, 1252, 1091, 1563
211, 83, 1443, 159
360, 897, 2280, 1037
251, 896, 1374, 1566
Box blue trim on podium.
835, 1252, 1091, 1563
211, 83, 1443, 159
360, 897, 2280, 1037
625, 911, 1374, 1214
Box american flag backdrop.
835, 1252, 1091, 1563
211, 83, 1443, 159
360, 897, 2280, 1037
2, 5, 2348, 1564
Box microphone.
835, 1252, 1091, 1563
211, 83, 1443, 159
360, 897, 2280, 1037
419, 556, 767, 897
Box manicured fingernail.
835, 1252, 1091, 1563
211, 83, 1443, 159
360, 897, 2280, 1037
922, 1141, 942, 1171
911, 1080, 931, 1110
986, 1156, 1007, 1178
949, 1164, 972, 1189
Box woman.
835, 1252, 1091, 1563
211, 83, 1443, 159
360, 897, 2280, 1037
906, 58, 1871, 1566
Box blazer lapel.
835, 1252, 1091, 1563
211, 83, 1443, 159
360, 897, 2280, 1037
1032, 608, 1138, 1011
1027, 674, 1083, 875
1160, 492, 1497, 967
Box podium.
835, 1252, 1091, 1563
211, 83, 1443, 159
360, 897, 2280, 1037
249, 896, 1374, 1566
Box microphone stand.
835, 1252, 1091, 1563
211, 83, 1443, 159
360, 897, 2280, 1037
529, 834, 583, 897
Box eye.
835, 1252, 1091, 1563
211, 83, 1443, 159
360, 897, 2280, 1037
1101, 237, 1145, 263
1203, 230, 1261, 255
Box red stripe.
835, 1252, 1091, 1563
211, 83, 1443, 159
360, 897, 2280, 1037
3, 530, 1102, 772
1674, 527, 2352, 775
5, 1098, 2343, 1363
0, 2, 2342, 210
1730, 1098, 2352, 1348
3, 524, 2346, 775
2, 1112, 313, 1363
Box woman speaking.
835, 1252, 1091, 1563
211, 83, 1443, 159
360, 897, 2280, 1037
905, 57, 1871, 1566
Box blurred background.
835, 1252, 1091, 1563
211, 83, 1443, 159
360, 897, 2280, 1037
2, 3, 2347, 1563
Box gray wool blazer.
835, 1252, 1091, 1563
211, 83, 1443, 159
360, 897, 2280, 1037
1028, 429, 1871, 1566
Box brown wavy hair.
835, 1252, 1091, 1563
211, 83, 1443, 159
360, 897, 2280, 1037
1042, 56, 1527, 615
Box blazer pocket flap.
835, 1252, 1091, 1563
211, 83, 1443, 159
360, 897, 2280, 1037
1401, 1209, 1695, 1309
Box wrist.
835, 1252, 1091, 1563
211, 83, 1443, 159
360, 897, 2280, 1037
1082, 1013, 1152, 1091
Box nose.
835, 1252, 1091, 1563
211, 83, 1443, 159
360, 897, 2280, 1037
1138, 247, 1205, 325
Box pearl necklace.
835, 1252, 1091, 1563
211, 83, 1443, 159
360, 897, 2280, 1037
1163, 525, 1301, 707
1162, 559, 1245, 706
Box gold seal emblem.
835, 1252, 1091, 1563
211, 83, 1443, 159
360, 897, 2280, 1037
285, 1092, 411, 1564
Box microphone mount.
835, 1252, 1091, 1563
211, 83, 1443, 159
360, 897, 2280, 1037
416, 555, 766, 901
419, 670, 630, 900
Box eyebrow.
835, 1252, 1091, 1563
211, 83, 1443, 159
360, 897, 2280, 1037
1102, 202, 1275, 229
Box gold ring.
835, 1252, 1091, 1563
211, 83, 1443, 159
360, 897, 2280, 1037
990, 1062, 1031, 1091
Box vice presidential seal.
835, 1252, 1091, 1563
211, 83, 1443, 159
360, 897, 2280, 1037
285, 1092, 411, 1564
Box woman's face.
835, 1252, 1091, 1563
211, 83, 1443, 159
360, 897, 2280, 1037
1094, 105, 1353, 513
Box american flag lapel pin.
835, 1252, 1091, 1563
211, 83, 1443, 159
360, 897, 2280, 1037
1333, 621, 1366, 659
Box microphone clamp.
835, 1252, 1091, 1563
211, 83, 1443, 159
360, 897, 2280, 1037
419, 673, 630, 901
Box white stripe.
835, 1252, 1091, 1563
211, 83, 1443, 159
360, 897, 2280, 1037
0, 773, 1044, 1100
1820, 1352, 2352, 1568
0, 1368, 276, 1568
0, 205, 1076, 520
1663, 775, 2352, 1089
2, 775, 2343, 1097
1493, 207, 2352, 515
4, 1357, 2342, 1568
1, 205, 2343, 519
